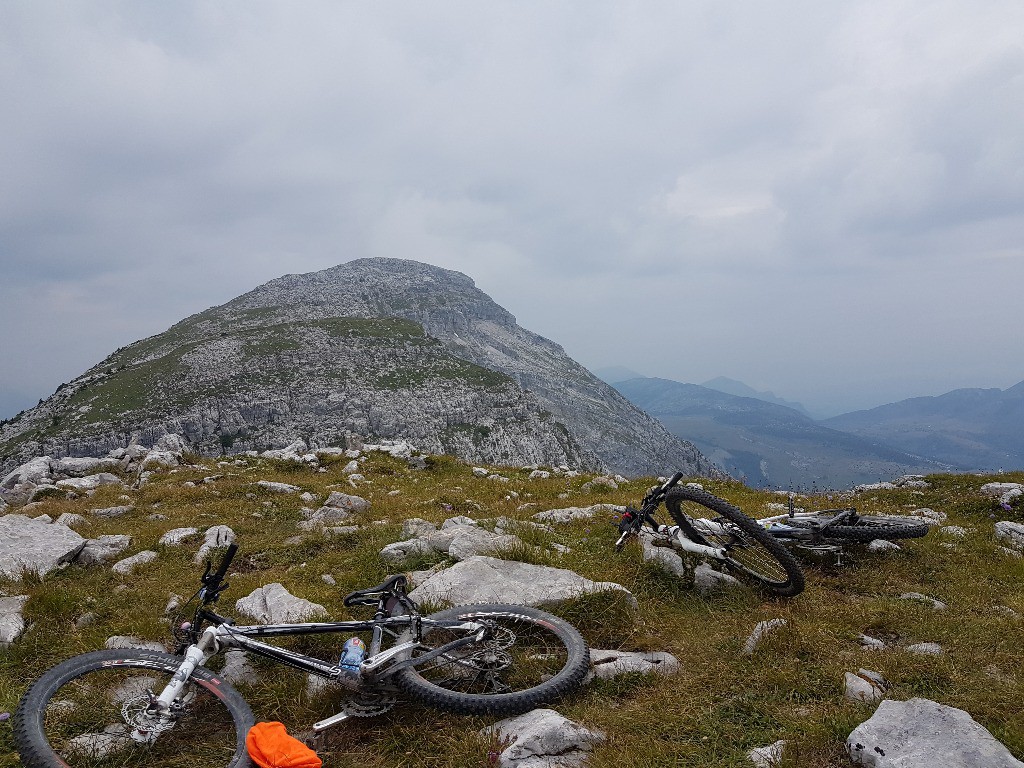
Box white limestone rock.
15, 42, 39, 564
235, 583, 326, 624
586, 649, 680, 682
104, 635, 166, 652
380, 538, 435, 565
255, 480, 302, 494
742, 619, 787, 655
111, 550, 158, 575
906, 642, 943, 655
858, 634, 887, 651
482, 708, 605, 768
533, 504, 622, 524
57, 473, 123, 493
77, 535, 132, 565
0, 595, 29, 646
844, 669, 889, 703
220, 649, 259, 685
748, 740, 786, 768
54, 457, 122, 476
0, 514, 87, 578
847, 698, 1024, 767
408, 556, 636, 608
1, 456, 54, 490
194, 525, 236, 563
89, 504, 133, 518
899, 592, 947, 611
323, 491, 371, 513
55, 513, 87, 528
402, 518, 438, 538
159, 527, 200, 546
994, 521, 1024, 552
694, 564, 743, 594
867, 539, 901, 552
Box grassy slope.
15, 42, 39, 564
0, 455, 1021, 767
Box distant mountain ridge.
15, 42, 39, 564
0, 259, 717, 478
613, 377, 952, 489
700, 376, 812, 417
823, 382, 1024, 471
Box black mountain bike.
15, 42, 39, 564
615, 473, 805, 597
13, 544, 590, 768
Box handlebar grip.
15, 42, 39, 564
663, 471, 685, 490
211, 543, 238, 585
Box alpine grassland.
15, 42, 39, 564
0, 451, 1021, 767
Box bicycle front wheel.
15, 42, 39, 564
395, 604, 590, 716
665, 487, 805, 597
13, 649, 254, 768
787, 513, 931, 542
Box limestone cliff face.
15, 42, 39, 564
0, 259, 717, 477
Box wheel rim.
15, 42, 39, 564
36, 664, 243, 767
413, 613, 570, 697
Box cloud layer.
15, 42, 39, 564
3, 1, 1022, 418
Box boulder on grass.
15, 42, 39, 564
847, 697, 1024, 767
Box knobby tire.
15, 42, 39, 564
665, 486, 805, 597
13, 649, 254, 768
395, 603, 589, 716
787, 513, 931, 542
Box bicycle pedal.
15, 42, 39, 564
650, 537, 675, 548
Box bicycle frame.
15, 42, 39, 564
614, 472, 728, 562
142, 545, 491, 739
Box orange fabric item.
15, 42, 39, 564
246, 721, 322, 768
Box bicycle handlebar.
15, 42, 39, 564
200, 542, 238, 604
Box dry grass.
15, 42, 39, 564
1, 454, 1021, 767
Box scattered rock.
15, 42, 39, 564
586, 649, 680, 682
89, 505, 133, 518
402, 518, 438, 538
994, 521, 1024, 552
323, 491, 371, 513
748, 740, 786, 768
380, 538, 435, 565
941, 525, 969, 538
912, 508, 947, 523
57, 474, 123, 493
844, 669, 889, 703
899, 593, 947, 611
858, 634, 887, 651
0, 515, 87, 578
221, 649, 259, 685
533, 504, 621, 524
54, 512, 87, 528
581, 476, 618, 492
867, 539, 901, 552
847, 697, 1023, 767
906, 642, 943, 655
235, 583, 326, 623
194, 525, 236, 563
255, 480, 302, 494
482, 708, 605, 768
472, 467, 489, 477
408, 555, 635, 608
0, 595, 29, 646
529, 470, 551, 480
742, 619, 787, 655
111, 550, 158, 575
159, 527, 200, 546
104, 635, 165, 652
77, 535, 132, 565
693, 563, 743, 594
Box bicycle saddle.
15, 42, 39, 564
343, 574, 408, 606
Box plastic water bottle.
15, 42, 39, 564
339, 637, 366, 674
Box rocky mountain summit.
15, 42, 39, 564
0, 259, 715, 477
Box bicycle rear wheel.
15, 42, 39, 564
13, 649, 254, 768
787, 513, 930, 542
665, 487, 805, 597
394, 604, 589, 716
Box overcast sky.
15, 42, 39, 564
2, 1, 1022, 420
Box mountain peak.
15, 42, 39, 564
1, 259, 718, 479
